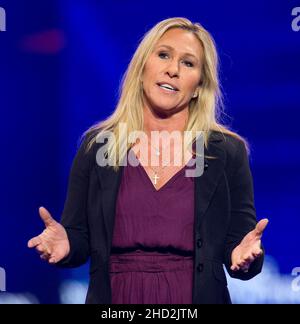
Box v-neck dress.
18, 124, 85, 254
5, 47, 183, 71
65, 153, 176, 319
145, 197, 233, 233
109, 152, 196, 304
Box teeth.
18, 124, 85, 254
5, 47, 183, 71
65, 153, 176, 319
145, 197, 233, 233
159, 83, 176, 91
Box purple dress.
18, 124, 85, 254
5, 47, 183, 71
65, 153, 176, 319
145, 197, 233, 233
109, 152, 195, 304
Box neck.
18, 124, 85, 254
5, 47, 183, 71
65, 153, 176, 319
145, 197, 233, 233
143, 105, 189, 136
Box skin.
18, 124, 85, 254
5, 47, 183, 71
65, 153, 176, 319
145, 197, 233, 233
27, 207, 69, 264
230, 219, 269, 272
133, 28, 203, 188
142, 28, 203, 120
28, 28, 268, 272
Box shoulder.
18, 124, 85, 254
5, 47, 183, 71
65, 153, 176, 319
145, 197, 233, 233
209, 130, 249, 167
210, 129, 247, 148
78, 130, 100, 156
72, 131, 99, 172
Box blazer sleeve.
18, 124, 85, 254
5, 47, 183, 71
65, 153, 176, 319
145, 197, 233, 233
56, 135, 93, 268
224, 139, 264, 280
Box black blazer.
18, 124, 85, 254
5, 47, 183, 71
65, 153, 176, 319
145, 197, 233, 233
57, 130, 264, 304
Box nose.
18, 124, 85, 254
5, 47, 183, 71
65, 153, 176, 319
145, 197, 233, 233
165, 60, 180, 78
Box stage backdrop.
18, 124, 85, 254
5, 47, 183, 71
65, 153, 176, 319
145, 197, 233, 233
0, 0, 299, 303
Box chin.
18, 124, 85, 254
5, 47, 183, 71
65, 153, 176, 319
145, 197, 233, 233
151, 105, 179, 116
144, 94, 180, 114
151, 98, 178, 110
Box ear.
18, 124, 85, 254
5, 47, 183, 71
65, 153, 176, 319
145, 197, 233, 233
192, 80, 203, 98
192, 87, 200, 98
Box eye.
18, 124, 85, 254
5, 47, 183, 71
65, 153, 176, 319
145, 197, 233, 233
158, 51, 169, 59
183, 60, 194, 67
157, 51, 194, 67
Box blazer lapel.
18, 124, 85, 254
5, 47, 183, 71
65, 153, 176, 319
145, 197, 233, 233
194, 132, 226, 231
96, 163, 124, 245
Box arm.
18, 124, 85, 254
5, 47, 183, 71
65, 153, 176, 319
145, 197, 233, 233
224, 139, 266, 280
56, 135, 94, 268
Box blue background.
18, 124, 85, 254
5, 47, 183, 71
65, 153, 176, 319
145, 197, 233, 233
0, 0, 299, 303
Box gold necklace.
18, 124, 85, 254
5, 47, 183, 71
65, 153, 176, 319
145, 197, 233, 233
132, 140, 175, 186
148, 142, 172, 185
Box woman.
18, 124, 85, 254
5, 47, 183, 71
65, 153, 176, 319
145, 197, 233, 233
28, 17, 268, 304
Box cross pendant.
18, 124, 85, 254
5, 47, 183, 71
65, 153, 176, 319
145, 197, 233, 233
153, 173, 159, 185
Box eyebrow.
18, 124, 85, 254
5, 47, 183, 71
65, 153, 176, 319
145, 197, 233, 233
155, 44, 199, 62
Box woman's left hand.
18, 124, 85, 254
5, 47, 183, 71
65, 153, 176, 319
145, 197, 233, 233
231, 219, 269, 272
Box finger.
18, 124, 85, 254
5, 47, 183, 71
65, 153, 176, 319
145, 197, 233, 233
34, 241, 52, 255
239, 260, 246, 268
231, 256, 244, 271
255, 219, 269, 236
40, 241, 52, 255
230, 260, 238, 271
48, 257, 57, 264
237, 258, 250, 269
35, 244, 46, 254
27, 236, 41, 248
39, 206, 55, 227
244, 255, 255, 263
40, 253, 50, 261
253, 249, 263, 258
231, 259, 243, 271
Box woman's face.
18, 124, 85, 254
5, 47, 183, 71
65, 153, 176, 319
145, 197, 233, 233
141, 28, 203, 115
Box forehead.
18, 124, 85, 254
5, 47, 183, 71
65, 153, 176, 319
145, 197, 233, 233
155, 28, 203, 57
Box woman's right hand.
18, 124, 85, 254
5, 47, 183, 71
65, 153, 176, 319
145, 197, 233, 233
27, 207, 70, 264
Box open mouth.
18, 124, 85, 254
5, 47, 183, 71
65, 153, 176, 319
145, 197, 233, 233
157, 83, 179, 93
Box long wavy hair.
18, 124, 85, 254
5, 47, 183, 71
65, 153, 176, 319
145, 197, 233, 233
82, 17, 248, 170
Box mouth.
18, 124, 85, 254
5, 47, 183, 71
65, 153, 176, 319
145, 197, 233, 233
156, 82, 179, 93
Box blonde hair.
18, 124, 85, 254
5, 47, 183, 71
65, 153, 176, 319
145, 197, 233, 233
83, 17, 248, 170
